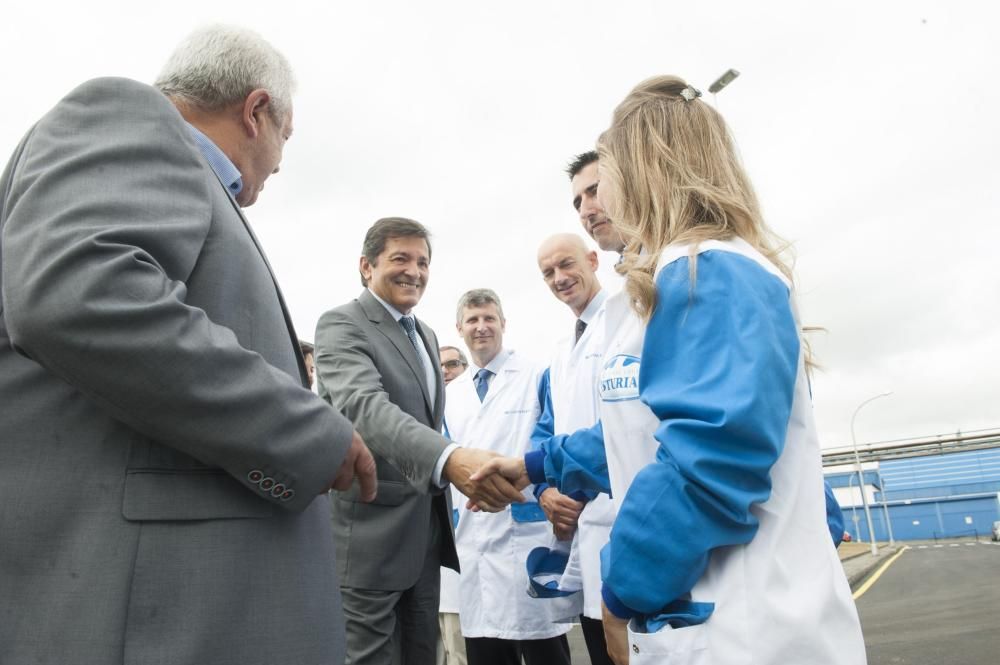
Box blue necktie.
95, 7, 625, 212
399, 316, 425, 369
475, 369, 492, 402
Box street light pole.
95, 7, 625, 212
847, 473, 860, 542
851, 392, 893, 556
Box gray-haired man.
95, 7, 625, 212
0, 25, 374, 665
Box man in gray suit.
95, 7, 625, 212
316, 217, 525, 665
0, 26, 375, 665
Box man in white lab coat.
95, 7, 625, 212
444, 289, 571, 665
532, 233, 617, 665
567, 151, 626, 254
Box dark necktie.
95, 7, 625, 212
475, 369, 493, 402
574, 319, 588, 346
399, 316, 425, 369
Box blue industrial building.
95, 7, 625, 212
826, 447, 1000, 542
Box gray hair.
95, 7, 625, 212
456, 289, 505, 325
154, 25, 296, 120
439, 345, 468, 365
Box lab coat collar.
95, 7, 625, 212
578, 289, 608, 326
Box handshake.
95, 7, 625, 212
443, 448, 532, 512
330, 435, 539, 514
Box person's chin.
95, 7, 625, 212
236, 189, 258, 207
592, 223, 612, 240
596, 232, 622, 252
557, 284, 578, 301
393, 289, 422, 309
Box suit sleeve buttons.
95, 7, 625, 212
248, 471, 293, 500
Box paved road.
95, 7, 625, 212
855, 540, 1000, 665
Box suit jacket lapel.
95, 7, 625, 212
220, 188, 309, 387
359, 291, 436, 417
415, 318, 445, 427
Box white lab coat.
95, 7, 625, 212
547, 293, 617, 620
439, 489, 462, 615
598, 239, 865, 664
445, 350, 571, 640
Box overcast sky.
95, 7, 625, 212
2, 0, 997, 448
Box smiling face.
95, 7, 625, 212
458, 303, 505, 368
571, 161, 622, 252
537, 235, 600, 317
360, 235, 430, 314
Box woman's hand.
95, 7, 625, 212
602, 601, 631, 665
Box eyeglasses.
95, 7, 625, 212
441, 359, 466, 370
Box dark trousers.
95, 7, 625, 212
580, 615, 613, 665
342, 515, 442, 665
464, 634, 571, 665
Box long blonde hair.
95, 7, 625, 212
597, 75, 791, 319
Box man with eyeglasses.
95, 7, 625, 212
439, 346, 468, 385
437, 348, 468, 664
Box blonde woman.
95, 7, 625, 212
474, 76, 865, 664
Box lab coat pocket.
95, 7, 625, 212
627, 619, 707, 664
510, 501, 547, 522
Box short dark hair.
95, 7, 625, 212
360, 217, 432, 286
298, 340, 314, 356
565, 150, 598, 180
456, 288, 505, 325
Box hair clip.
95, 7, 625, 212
679, 86, 702, 102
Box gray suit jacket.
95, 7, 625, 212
316, 290, 459, 590
0, 78, 354, 665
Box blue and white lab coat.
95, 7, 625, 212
445, 349, 571, 640
530, 238, 866, 664
532, 290, 617, 621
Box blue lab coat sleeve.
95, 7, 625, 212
601, 251, 800, 618
527, 368, 597, 502
530, 368, 554, 500
524, 419, 610, 497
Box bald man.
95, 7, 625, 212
531, 234, 616, 665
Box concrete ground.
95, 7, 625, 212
854, 539, 1000, 665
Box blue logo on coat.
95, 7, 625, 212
599, 355, 640, 402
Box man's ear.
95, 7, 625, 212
587, 250, 599, 271
240, 88, 272, 139
359, 256, 373, 285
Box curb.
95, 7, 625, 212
846, 545, 901, 589
839, 550, 870, 563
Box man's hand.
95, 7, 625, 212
329, 430, 377, 501
445, 448, 526, 513
539, 488, 583, 541
602, 601, 630, 665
